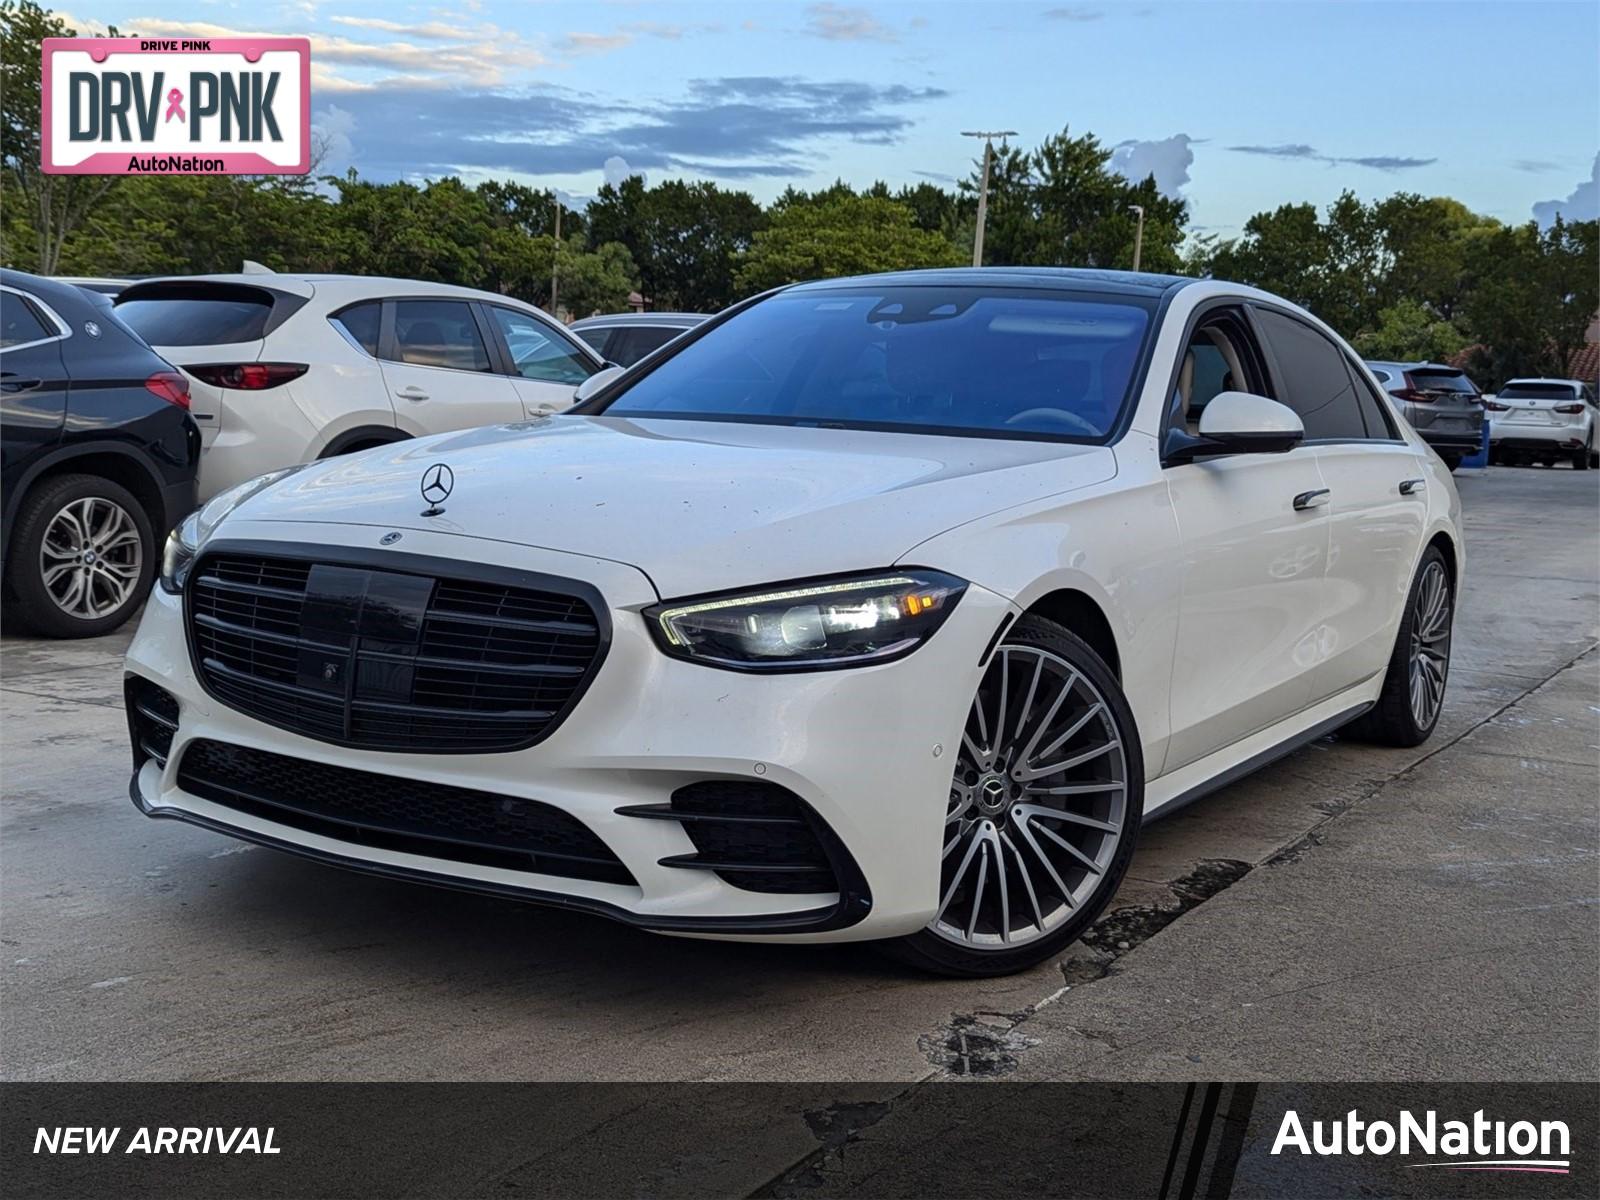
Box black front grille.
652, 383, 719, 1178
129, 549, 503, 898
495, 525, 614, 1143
186, 550, 606, 753
177, 739, 635, 886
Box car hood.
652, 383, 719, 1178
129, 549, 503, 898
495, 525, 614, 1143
232, 416, 1116, 598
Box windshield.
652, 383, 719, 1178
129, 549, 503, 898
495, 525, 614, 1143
597, 286, 1154, 440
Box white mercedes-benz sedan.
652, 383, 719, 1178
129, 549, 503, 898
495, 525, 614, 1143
124, 269, 1463, 976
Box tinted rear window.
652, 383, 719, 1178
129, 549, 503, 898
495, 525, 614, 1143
600, 287, 1153, 440
1499, 382, 1578, 400
1407, 369, 1477, 394
115, 283, 277, 345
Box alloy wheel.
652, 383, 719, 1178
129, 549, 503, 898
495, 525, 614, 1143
931, 644, 1129, 950
1408, 560, 1451, 729
38, 496, 144, 620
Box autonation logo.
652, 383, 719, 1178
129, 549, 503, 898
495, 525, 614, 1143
1272, 1108, 1571, 1175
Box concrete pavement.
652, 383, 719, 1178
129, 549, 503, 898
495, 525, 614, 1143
2, 464, 1595, 1087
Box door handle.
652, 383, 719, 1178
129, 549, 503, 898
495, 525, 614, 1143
1292, 488, 1330, 511
395, 386, 429, 402
1, 375, 42, 393
1398, 478, 1426, 496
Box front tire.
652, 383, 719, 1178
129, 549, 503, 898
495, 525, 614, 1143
3, 474, 154, 639
1344, 545, 1454, 747
887, 616, 1143, 977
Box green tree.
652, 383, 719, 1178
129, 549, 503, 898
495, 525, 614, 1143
587, 176, 763, 310
1352, 299, 1466, 363
734, 193, 964, 293
0, 1, 122, 272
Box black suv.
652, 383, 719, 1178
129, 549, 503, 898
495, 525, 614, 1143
2, 270, 199, 637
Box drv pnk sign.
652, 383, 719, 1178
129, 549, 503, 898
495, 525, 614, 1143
41, 38, 310, 175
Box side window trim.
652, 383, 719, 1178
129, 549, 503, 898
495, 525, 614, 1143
470, 301, 515, 376
0, 284, 72, 351
1341, 355, 1402, 441
327, 299, 382, 358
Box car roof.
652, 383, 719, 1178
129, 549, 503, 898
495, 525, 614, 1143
120, 272, 542, 308
570, 312, 708, 329
1363, 361, 1462, 372
783, 266, 1195, 298
0, 267, 100, 314
1502, 377, 1583, 386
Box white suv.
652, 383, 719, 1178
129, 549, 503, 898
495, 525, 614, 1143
114, 273, 604, 500
1486, 378, 1597, 469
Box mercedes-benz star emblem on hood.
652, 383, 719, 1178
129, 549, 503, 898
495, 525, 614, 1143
420, 463, 454, 515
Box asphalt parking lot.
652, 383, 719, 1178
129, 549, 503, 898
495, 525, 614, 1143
3, 464, 1596, 1089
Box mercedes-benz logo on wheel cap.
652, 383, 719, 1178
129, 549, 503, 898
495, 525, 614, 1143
420, 463, 454, 514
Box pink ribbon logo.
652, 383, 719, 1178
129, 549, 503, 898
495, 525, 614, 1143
164, 88, 185, 123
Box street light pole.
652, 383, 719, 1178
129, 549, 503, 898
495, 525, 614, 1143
962, 130, 1017, 268
550, 196, 562, 318
1129, 204, 1145, 273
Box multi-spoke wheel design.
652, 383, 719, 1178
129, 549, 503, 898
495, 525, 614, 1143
1407, 559, 1451, 729
930, 636, 1132, 954
39, 496, 144, 620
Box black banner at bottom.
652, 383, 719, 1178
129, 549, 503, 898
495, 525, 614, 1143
3, 1082, 1594, 1198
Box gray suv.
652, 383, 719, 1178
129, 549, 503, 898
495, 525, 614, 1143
1364, 361, 1485, 471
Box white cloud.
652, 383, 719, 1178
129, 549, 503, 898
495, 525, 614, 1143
311, 103, 355, 169
1533, 152, 1599, 227
806, 4, 897, 43
603, 155, 645, 188
1110, 133, 1194, 198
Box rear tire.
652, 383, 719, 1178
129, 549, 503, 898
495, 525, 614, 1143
1344, 545, 1453, 748
4, 473, 154, 639
885, 616, 1143, 977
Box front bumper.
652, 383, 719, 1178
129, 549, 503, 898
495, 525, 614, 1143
124, 520, 1013, 943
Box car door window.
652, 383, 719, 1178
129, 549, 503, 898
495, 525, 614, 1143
611, 325, 683, 367
1, 296, 53, 348
487, 307, 594, 384
1170, 311, 1268, 435
331, 301, 381, 357
1253, 308, 1368, 441
1344, 360, 1399, 438
391, 300, 491, 373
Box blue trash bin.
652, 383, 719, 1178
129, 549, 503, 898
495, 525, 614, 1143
1460, 419, 1491, 469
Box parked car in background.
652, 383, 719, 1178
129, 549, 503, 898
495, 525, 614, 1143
55, 276, 133, 299
113, 272, 606, 500
1365, 361, 1484, 471
570, 312, 709, 367
2, 270, 199, 637
127, 268, 1463, 976
1485, 378, 1597, 469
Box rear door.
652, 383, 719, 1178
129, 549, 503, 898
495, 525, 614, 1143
379, 299, 523, 432
1, 286, 70, 499
480, 304, 598, 415
114, 281, 294, 449
1253, 307, 1427, 704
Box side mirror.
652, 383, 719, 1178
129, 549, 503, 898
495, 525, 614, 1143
573, 364, 625, 404
1165, 392, 1304, 464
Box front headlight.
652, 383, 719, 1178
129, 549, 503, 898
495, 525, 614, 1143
644, 569, 967, 671
159, 465, 309, 593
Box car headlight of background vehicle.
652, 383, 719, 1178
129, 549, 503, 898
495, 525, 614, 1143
159, 465, 309, 594
644, 570, 967, 671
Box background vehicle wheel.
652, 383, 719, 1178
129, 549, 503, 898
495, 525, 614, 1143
1344, 545, 1453, 747
886, 615, 1143, 977
1438, 452, 1462, 472
4, 474, 154, 639
1573, 444, 1590, 470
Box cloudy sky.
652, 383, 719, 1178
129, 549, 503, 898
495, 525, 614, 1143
60, 0, 1600, 233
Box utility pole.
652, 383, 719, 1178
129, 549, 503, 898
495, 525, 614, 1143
962, 130, 1016, 268
550, 195, 562, 318
1129, 204, 1145, 273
